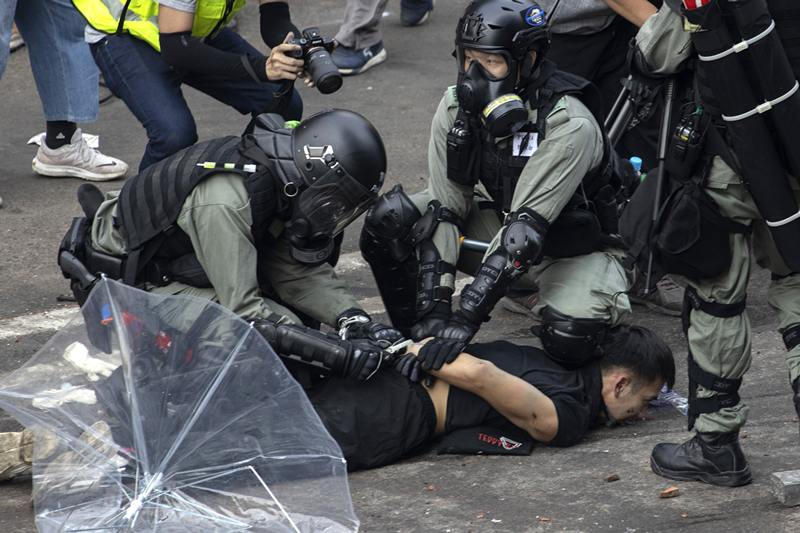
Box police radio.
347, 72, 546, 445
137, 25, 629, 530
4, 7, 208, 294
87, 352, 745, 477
665, 107, 706, 179
446, 113, 479, 186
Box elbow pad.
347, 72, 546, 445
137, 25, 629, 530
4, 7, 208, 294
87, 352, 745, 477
260, 2, 301, 48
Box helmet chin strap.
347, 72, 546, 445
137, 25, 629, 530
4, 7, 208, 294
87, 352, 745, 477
520, 53, 535, 81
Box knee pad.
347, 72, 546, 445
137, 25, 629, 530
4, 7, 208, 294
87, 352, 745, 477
410, 200, 465, 246
361, 184, 422, 264
534, 306, 607, 369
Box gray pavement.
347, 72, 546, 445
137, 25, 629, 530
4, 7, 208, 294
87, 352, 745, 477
1, 1, 799, 532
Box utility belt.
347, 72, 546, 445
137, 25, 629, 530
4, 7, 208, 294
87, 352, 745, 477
59, 215, 210, 305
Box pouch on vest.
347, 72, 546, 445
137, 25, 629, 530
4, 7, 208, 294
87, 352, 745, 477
652, 177, 748, 279
542, 208, 601, 258
619, 171, 663, 285
437, 426, 533, 456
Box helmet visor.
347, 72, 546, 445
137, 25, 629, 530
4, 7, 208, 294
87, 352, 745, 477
456, 47, 513, 81
298, 168, 379, 237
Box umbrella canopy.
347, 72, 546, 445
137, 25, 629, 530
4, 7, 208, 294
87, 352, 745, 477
0, 278, 359, 533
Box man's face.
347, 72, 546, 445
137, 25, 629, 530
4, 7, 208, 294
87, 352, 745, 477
463, 49, 509, 79
605, 378, 663, 423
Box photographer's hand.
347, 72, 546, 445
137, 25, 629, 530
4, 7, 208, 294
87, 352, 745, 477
265, 32, 306, 82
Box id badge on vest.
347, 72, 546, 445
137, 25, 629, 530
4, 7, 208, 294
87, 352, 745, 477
512, 131, 538, 157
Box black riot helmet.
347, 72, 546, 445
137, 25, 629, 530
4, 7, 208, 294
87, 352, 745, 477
454, 0, 557, 137
285, 109, 387, 265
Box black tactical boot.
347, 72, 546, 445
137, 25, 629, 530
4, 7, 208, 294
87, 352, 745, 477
650, 431, 752, 487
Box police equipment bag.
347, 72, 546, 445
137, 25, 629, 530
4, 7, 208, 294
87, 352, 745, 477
620, 121, 750, 281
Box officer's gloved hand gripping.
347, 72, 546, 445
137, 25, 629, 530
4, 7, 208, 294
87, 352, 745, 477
416, 310, 480, 371
253, 318, 391, 381
417, 209, 548, 371
410, 299, 453, 341
336, 308, 405, 347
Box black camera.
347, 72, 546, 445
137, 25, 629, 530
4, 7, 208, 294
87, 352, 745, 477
288, 27, 342, 95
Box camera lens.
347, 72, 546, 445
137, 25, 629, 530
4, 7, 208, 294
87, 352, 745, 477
305, 47, 343, 95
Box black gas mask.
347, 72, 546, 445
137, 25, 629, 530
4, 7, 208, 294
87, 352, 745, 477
456, 49, 528, 138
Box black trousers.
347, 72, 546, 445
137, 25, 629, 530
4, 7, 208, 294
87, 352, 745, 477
308, 371, 437, 471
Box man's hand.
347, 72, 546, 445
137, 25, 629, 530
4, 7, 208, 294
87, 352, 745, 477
265, 32, 309, 83
346, 321, 405, 345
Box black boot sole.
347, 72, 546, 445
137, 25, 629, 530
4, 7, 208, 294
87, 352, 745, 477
650, 456, 753, 487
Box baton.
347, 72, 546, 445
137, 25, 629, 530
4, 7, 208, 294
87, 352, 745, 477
605, 75, 637, 148
459, 237, 490, 254
644, 77, 676, 294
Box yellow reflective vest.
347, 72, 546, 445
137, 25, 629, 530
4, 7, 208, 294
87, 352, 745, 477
73, 0, 247, 52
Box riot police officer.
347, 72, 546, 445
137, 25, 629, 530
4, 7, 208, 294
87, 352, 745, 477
631, 0, 800, 486
361, 0, 636, 370
60, 109, 402, 380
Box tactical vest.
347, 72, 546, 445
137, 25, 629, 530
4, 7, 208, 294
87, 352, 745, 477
478, 69, 613, 213
116, 135, 282, 286
476, 69, 633, 257
73, 0, 246, 52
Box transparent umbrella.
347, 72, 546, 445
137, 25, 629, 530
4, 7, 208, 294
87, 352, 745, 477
0, 278, 359, 533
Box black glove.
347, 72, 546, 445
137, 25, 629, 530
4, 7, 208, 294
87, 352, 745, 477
393, 352, 425, 382
259, 2, 301, 48
416, 310, 479, 371
347, 339, 388, 380
410, 300, 452, 341
337, 309, 405, 346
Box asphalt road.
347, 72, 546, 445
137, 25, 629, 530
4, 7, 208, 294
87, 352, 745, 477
1, 1, 799, 532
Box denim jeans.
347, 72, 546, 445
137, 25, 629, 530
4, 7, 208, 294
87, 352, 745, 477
91, 28, 303, 172
0, 0, 99, 122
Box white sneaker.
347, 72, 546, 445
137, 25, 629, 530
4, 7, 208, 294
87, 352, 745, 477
32, 128, 128, 181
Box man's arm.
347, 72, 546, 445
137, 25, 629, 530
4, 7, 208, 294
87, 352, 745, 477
603, 0, 657, 28
176, 174, 295, 323
411, 345, 560, 443
157, 4, 305, 82
635, 1, 693, 76
258, 0, 301, 50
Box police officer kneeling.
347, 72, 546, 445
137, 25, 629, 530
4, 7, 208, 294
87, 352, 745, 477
59, 109, 403, 381
361, 0, 636, 371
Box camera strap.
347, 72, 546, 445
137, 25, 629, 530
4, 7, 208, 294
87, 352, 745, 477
239, 55, 295, 119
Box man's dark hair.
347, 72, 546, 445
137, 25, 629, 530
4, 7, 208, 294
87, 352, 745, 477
599, 324, 675, 390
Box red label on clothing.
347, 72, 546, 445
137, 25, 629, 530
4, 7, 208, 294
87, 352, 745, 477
682, 0, 710, 9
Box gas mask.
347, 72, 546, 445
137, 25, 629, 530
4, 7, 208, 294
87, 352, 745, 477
455, 48, 529, 138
